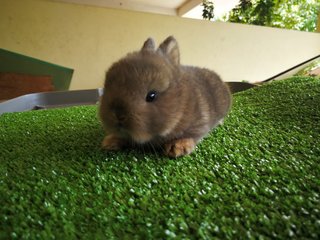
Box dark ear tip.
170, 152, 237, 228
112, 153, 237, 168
164, 36, 177, 44
146, 37, 155, 44
142, 37, 156, 51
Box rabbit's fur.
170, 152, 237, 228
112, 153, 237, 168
99, 36, 231, 157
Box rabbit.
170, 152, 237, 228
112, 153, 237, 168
99, 36, 232, 158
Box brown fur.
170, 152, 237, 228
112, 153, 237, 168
164, 138, 195, 158
99, 36, 232, 157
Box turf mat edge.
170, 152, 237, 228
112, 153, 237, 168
1, 76, 319, 239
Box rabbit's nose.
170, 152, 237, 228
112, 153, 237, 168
116, 113, 127, 124
113, 110, 128, 128
110, 101, 128, 126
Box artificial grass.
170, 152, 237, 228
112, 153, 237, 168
0, 76, 319, 239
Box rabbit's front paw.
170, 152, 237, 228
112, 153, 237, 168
101, 134, 126, 150
164, 138, 195, 158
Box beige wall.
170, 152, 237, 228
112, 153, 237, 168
1, 0, 320, 90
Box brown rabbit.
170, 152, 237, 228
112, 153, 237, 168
99, 36, 231, 157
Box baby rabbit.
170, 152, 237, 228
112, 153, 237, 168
99, 36, 231, 157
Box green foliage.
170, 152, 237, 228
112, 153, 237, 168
202, 0, 215, 20
1, 76, 320, 239
203, 0, 320, 32
225, 0, 253, 22
295, 59, 320, 76
271, 0, 320, 32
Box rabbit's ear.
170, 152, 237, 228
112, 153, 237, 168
141, 38, 156, 52
158, 36, 180, 65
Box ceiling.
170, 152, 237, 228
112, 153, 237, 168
53, 0, 202, 16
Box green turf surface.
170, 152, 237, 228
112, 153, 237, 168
1, 76, 319, 239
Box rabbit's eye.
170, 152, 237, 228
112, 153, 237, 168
146, 90, 157, 102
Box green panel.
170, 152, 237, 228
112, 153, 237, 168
0, 48, 73, 91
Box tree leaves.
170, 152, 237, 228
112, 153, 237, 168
202, 0, 320, 32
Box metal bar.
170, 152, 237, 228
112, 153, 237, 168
263, 54, 320, 83
0, 88, 103, 115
